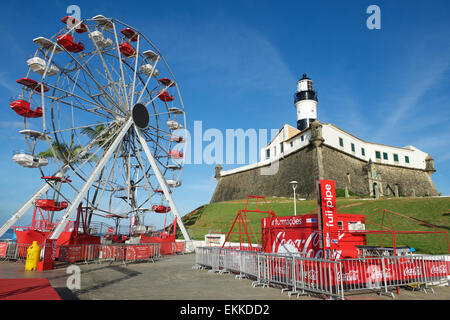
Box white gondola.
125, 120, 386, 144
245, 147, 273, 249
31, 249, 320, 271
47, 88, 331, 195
140, 64, 159, 77
26, 57, 59, 76
19, 129, 52, 141
33, 37, 63, 54
12, 151, 48, 168
92, 14, 113, 30
166, 120, 181, 130
168, 107, 184, 115
88, 30, 113, 48
166, 179, 181, 188
143, 50, 159, 62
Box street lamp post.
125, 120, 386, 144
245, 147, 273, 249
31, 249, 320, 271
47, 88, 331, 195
290, 181, 298, 216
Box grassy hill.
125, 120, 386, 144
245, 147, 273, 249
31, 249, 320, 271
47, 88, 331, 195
179, 196, 450, 254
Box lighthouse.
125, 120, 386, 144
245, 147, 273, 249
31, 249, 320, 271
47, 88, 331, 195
294, 74, 318, 131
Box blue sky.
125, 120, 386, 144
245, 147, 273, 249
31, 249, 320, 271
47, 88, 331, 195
0, 0, 449, 229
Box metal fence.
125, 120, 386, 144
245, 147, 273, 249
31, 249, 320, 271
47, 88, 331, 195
0, 242, 161, 266
194, 247, 450, 300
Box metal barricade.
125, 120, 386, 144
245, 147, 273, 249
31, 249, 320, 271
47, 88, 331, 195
0, 243, 30, 260
254, 253, 295, 291
292, 256, 344, 299
57, 243, 161, 265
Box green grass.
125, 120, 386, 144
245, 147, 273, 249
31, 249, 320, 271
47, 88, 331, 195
179, 196, 450, 254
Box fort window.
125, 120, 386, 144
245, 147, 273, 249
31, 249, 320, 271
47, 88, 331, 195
301, 135, 304, 142
351, 143, 355, 152
280, 142, 284, 153
405, 155, 410, 163
383, 152, 388, 160
266, 149, 270, 159
290, 141, 293, 148
361, 147, 365, 156
393, 154, 399, 162
339, 137, 344, 147
375, 151, 381, 159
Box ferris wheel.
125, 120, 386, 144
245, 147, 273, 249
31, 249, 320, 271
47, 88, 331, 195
0, 14, 190, 242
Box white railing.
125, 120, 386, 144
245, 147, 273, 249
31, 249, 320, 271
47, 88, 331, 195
194, 247, 450, 300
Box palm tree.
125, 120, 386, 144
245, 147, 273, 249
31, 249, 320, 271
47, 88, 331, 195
37, 133, 96, 165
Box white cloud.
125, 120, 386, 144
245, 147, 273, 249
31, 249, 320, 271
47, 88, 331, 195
0, 121, 25, 129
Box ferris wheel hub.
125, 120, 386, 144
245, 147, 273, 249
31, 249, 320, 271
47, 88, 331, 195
132, 103, 149, 129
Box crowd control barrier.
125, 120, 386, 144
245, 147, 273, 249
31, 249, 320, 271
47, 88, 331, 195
0, 242, 162, 266
194, 247, 450, 300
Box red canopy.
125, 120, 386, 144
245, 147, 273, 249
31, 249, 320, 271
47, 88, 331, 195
158, 78, 175, 87
120, 28, 139, 42
16, 78, 49, 93
61, 16, 87, 33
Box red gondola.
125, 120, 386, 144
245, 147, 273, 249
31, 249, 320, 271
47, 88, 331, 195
158, 91, 174, 102
170, 136, 185, 143
41, 176, 72, 183
61, 16, 87, 33
16, 78, 49, 93
57, 34, 84, 53
35, 199, 68, 212
119, 42, 136, 57
10, 100, 42, 118
120, 28, 139, 42
155, 189, 164, 193
158, 78, 175, 87
152, 205, 171, 213
170, 150, 183, 159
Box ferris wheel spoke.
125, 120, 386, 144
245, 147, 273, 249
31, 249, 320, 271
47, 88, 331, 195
47, 94, 118, 121
111, 22, 130, 111
136, 55, 160, 104
85, 22, 127, 113
58, 69, 121, 118
129, 36, 140, 107
60, 48, 120, 113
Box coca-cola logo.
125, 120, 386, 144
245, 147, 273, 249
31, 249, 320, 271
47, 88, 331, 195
403, 267, 421, 277
366, 266, 392, 281
339, 270, 359, 282
430, 265, 447, 274
303, 270, 317, 281
272, 231, 324, 259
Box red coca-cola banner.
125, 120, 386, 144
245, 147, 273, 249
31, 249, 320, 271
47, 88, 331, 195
59, 245, 83, 263
317, 180, 338, 252
0, 243, 7, 257
126, 245, 151, 260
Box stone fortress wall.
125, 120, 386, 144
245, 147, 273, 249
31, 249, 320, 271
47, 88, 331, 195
210, 122, 439, 203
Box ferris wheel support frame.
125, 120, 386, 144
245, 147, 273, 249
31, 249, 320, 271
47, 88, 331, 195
134, 124, 191, 243
0, 168, 68, 238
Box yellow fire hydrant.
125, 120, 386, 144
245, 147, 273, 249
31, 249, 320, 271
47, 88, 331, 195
25, 241, 41, 271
